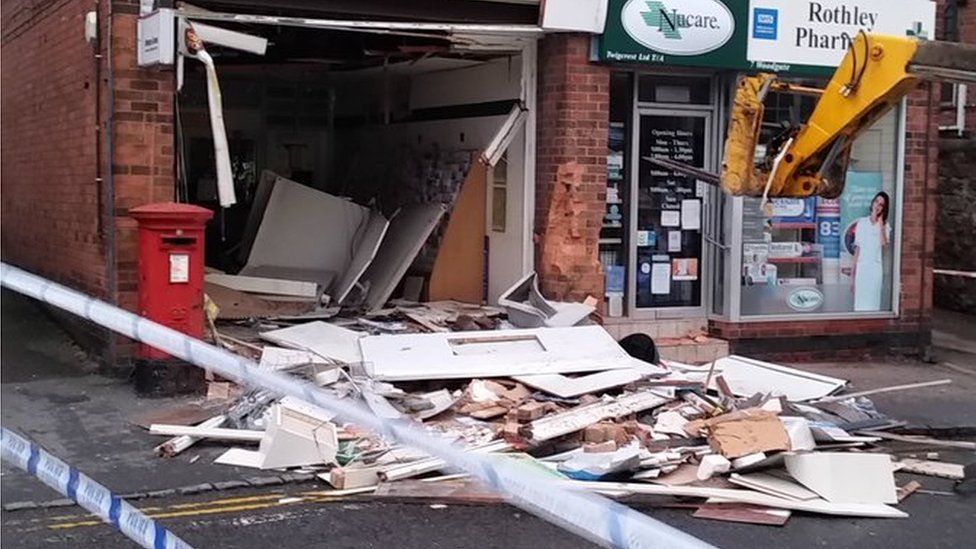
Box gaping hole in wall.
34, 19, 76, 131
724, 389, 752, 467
176, 23, 529, 312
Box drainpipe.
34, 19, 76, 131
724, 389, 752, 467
919, 83, 934, 361
104, 0, 119, 370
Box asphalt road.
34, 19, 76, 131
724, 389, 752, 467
2, 290, 976, 548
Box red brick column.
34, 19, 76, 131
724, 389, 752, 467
109, 2, 178, 313
534, 34, 610, 303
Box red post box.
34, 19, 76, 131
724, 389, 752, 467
130, 203, 214, 396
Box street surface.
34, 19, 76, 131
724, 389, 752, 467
2, 290, 975, 548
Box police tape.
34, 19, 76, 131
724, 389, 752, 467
0, 262, 714, 549
0, 427, 193, 549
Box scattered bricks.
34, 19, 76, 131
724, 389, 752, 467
583, 424, 608, 443
516, 401, 546, 422
178, 483, 215, 495
584, 441, 617, 453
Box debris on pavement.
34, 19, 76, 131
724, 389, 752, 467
140, 270, 971, 528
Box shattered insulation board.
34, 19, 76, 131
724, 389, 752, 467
708, 356, 846, 401
359, 325, 649, 381
262, 321, 363, 364
513, 366, 662, 398
357, 203, 447, 311
205, 282, 315, 320
332, 211, 391, 305
242, 175, 371, 292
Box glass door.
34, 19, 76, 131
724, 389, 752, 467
630, 111, 710, 313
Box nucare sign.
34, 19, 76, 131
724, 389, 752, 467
599, 0, 746, 67
621, 0, 735, 55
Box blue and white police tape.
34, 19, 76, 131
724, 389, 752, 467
0, 262, 715, 549
0, 427, 193, 549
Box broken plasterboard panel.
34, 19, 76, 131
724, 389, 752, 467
513, 364, 664, 398
524, 389, 673, 443
204, 273, 318, 298
261, 321, 363, 364
258, 347, 324, 371
205, 282, 315, 320
359, 325, 648, 381
708, 356, 846, 401
498, 272, 594, 328
332, 210, 391, 305
242, 175, 371, 292
356, 203, 447, 311
568, 481, 908, 518
729, 472, 819, 501
215, 399, 338, 470
784, 452, 898, 504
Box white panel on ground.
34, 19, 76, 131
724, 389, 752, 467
784, 452, 898, 504
360, 325, 650, 381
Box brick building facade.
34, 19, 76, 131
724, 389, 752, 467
2, 0, 969, 366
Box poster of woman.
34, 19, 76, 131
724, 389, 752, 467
851, 192, 891, 311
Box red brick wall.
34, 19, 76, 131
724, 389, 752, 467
1, 0, 105, 296
108, 1, 177, 314
937, 0, 976, 133
534, 33, 609, 302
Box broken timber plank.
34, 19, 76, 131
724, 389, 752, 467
522, 390, 671, 443
154, 415, 227, 457
814, 379, 952, 403
856, 431, 976, 450
692, 503, 790, 526
896, 459, 965, 480
372, 479, 506, 505
149, 424, 264, 442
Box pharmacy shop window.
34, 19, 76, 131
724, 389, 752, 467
739, 84, 901, 317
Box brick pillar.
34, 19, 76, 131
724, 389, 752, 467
110, 2, 177, 314
534, 34, 610, 302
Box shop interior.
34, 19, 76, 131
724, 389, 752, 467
176, 20, 533, 308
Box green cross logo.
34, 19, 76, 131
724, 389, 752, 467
641, 1, 682, 39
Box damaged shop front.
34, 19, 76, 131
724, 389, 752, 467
140, 3, 541, 313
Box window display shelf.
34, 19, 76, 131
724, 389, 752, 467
767, 256, 819, 264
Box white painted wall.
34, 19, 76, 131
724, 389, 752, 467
409, 56, 522, 110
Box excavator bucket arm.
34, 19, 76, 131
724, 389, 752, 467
722, 33, 976, 198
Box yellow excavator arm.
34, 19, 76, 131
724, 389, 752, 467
721, 33, 976, 199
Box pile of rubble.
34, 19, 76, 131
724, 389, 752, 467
141, 295, 972, 527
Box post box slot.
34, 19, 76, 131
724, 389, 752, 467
161, 235, 197, 247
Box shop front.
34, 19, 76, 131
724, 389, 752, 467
591, 0, 939, 359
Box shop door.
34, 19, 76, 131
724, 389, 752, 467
630, 111, 711, 314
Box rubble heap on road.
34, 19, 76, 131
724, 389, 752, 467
141, 288, 971, 527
